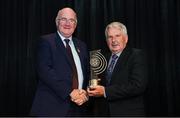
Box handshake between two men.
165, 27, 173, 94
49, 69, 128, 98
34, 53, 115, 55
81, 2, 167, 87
70, 85, 105, 106
70, 89, 89, 106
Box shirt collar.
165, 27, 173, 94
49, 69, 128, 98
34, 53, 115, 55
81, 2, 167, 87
57, 31, 73, 45
111, 52, 121, 57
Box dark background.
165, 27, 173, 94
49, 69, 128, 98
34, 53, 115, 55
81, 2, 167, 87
0, 0, 180, 116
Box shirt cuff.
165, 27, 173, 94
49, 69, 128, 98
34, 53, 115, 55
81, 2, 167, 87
104, 88, 107, 98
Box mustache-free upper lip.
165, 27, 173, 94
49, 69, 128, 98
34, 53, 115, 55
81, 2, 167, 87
112, 43, 119, 46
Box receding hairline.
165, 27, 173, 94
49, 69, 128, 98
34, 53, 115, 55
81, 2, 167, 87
56, 7, 77, 19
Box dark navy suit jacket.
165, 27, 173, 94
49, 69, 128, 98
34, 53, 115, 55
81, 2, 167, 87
30, 32, 89, 116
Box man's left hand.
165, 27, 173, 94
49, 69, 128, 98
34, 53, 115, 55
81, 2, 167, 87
87, 85, 105, 97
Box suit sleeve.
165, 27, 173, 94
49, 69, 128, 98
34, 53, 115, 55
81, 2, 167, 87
36, 38, 71, 100
105, 50, 148, 101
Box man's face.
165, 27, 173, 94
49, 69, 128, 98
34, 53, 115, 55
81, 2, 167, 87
56, 8, 77, 38
106, 27, 128, 54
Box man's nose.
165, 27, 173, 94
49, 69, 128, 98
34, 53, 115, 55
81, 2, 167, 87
65, 20, 71, 25
112, 37, 116, 42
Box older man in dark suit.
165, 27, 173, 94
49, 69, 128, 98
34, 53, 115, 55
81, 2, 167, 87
30, 7, 89, 116
88, 22, 148, 116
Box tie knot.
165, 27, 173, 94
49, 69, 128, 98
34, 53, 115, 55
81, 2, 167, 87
64, 39, 70, 45
112, 54, 118, 60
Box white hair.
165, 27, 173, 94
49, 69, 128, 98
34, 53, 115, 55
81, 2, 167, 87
105, 22, 127, 39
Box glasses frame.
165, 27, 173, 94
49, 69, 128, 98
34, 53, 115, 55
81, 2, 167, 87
58, 17, 77, 25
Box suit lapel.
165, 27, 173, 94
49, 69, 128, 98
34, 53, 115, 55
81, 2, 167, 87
105, 47, 131, 85
55, 33, 73, 68
112, 47, 131, 76
73, 38, 85, 71
73, 38, 88, 89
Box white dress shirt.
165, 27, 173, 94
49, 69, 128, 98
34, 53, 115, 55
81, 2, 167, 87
57, 31, 84, 89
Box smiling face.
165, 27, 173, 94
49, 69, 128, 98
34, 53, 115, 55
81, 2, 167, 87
106, 27, 128, 54
55, 8, 77, 38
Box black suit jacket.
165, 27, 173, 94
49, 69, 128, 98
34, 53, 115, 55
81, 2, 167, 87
92, 47, 148, 117
30, 32, 90, 116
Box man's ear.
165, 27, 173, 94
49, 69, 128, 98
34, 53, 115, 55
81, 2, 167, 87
55, 19, 58, 26
125, 35, 128, 43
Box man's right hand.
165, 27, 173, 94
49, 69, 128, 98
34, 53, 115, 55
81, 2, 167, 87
70, 89, 89, 106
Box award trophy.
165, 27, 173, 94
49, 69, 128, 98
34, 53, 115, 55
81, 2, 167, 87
89, 49, 107, 87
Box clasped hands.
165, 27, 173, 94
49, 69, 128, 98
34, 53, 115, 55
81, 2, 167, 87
70, 89, 88, 106
70, 85, 105, 105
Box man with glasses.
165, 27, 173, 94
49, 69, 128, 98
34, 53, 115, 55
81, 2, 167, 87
30, 7, 90, 117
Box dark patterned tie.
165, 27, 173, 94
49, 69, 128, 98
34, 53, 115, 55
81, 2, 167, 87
106, 54, 118, 84
64, 39, 78, 89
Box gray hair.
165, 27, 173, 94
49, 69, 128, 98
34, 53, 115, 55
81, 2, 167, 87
105, 22, 127, 39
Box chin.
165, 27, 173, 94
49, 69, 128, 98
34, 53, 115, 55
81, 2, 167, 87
112, 49, 121, 53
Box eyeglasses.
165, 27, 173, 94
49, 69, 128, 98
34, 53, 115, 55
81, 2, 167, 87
58, 17, 77, 24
